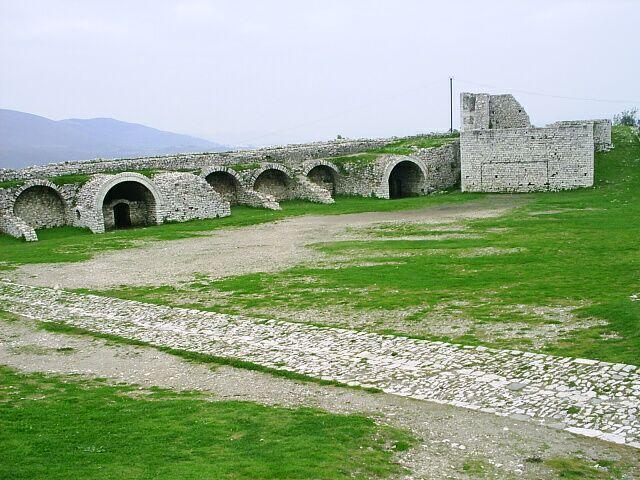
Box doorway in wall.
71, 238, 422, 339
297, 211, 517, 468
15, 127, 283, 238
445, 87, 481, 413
113, 202, 132, 229
387, 161, 424, 199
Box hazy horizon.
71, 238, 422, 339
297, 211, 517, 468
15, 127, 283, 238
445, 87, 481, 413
1, 0, 639, 147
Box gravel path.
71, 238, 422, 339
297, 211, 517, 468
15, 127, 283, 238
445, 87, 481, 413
1, 281, 638, 451
1, 316, 637, 479
10, 196, 521, 289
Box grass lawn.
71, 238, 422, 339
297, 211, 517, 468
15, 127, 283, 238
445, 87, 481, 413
0, 190, 479, 269
88, 127, 640, 365
0, 366, 412, 479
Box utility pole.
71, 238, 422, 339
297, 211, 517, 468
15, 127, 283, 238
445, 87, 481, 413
449, 77, 453, 133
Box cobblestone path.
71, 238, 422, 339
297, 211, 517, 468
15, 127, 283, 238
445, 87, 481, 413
1, 281, 638, 448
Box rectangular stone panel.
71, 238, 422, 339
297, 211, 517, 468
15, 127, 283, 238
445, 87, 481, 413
481, 161, 548, 192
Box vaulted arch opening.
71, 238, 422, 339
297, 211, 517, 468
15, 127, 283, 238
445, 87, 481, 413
205, 171, 241, 204
101, 181, 157, 230
253, 169, 290, 200
307, 165, 336, 195
13, 185, 66, 229
388, 161, 425, 199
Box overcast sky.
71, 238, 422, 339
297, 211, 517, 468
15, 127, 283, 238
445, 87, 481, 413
1, 0, 638, 146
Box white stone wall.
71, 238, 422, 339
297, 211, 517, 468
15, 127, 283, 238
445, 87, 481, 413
13, 185, 66, 229
461, 93, 490, 131
488, 94, 531, 129
0, 214, 38, 241
461, 93, 530, 132
461, 125, 594, 192
0, 137, 391, 182
549, 119, 612, 151
154, 172, 230, 221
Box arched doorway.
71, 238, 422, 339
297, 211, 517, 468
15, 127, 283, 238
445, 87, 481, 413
388, 161, 425, 199
205, 171, 240, 204
113, 202, 132, 228
102, 181, 157, 230
253, 169, 290, 200
13, 185, 66, 229
307, 165, 336, 195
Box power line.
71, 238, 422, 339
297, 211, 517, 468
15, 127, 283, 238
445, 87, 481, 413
456, 79, 640, 105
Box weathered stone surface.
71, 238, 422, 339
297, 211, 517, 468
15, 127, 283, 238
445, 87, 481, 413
460, 92, 603, 193
1, 281, 637, 448
154, 172, 230, 221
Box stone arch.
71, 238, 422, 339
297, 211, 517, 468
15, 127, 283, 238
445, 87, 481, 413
94, 173, 163, 231
302, 160, 339, 195
249, 163, 292, 201
378, 157, 428, 199
12, 180, 67, 229
202, 166, 243, 204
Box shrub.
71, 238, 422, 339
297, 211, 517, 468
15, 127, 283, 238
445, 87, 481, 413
613, 108, 638, 127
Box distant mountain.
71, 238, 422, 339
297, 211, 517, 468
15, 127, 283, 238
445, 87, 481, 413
0, 109, 228, 169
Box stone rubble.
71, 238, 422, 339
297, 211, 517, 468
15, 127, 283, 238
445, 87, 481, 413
1, 281, 637, 448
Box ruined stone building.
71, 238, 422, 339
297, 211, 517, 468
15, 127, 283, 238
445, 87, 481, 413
460, 93, 611, 192
0, 136, 460, 241
0, 92, 611, 241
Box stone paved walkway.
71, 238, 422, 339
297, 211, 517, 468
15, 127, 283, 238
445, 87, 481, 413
1, 281, 638, 448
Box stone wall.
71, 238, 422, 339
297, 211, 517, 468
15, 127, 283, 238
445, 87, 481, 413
252, 169, 292, 200
461, 93, 491, 131
13, 185, 66, 229
324, 142, 460, 200
488, 94, 531, 129
461, 124, 594, 192
154, 172, 230, 221
414, 141, 461, 190
0, 135, 461, 239
461, 93, 530, 131
0, 214, 38, 241
460, 92, 605, 193
0, 137, 391, 182
74, 173, 165, 233
549, 119, 612, 151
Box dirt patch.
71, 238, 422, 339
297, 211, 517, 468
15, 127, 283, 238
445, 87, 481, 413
7, 195, 524, 289
0, 316, 637, 479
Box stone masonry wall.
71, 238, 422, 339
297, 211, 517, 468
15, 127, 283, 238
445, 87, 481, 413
0, 137, 391, 182
549, 120, 612, 151
461, 93, 490, 131
13, 185, 66, 229
461, 125, 594, 192
488, 94, 531, 129
330, 141, 460, 198
461, 93, 530, 132
414, 141, 461, 190
0, 135, 460, 238
154, 172, 230, 221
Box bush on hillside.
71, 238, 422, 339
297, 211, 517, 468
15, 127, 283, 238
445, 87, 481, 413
614, 108, 638, 127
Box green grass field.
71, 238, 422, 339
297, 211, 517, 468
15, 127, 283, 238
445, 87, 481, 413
87, 127, 640, 365
0, 366, 412, 479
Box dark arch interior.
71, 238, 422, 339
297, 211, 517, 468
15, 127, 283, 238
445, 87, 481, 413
307, 165, 336, 195
113, 202, 131, 229
102, 181, 156, 230
206, 171, 240, 204
254, 169, 290, 200
388, 161, 425, 199
13, 185, 66, 229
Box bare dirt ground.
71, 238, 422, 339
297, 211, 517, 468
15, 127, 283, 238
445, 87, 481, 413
1, 316, 637, 480
9, 195, 523, 289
